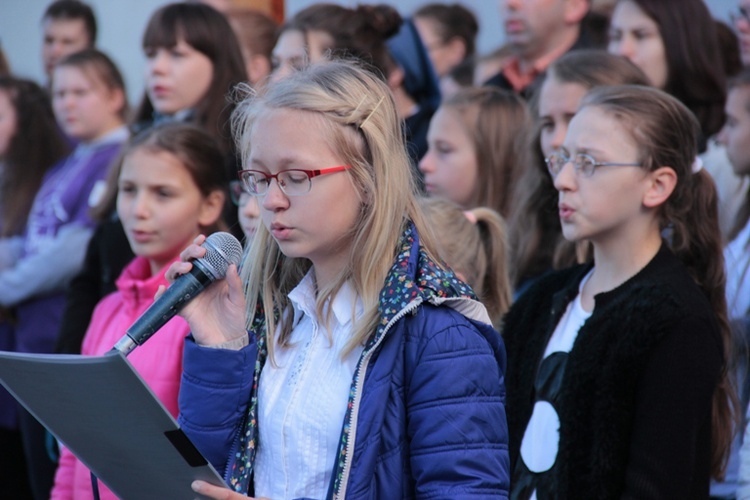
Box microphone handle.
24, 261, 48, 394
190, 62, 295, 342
112, 261, 213, 356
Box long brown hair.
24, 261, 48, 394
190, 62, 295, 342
0, 77, 70, 237
627, 0, 726, 149
507, 50, 649, 288
441, 86, 530, 218
582, 84, 736, 479
134, 2, 247, 155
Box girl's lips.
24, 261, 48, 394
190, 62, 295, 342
505, 19, 525, 33
559, 204, 575, 221
270, 224, 292, 240
130, 230, 154, 243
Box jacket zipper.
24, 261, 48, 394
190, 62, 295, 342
333, 297, 423, 499
224, 417, 245, 483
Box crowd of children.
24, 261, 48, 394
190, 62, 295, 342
0, 1, 749, 499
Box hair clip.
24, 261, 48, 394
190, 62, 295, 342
359, 96, 385, 130
349, 96, 367, 123
691, 157, 703, 174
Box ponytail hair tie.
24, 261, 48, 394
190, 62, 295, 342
691, 157, 703, 174
463, 210, 477, 224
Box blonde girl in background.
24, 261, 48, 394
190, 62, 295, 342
420, 196, 512, 328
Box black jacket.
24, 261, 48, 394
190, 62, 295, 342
503, 244, 722, 499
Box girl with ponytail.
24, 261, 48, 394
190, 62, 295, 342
420, 197, 512, 328
502, 84, 736, 499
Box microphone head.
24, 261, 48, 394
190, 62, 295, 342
196, 232, 243, 279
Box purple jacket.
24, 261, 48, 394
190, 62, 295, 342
0, 128, 127, 354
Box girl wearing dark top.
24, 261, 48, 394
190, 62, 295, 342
504, 85, 736, 499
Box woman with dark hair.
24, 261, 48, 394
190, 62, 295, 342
0, 76, 69, 500
2, 47, 129, 498
607, 0, 747, 237
0, 79, 70, 240
608, 0, 725, 145
133, 2, 247, 156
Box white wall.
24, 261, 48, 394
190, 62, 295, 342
1, 0, 173, 104
0, 0, 739, 105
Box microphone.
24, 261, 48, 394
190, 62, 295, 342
113, 232, 243, 356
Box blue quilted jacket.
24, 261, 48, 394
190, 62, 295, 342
178, 225, 510, 498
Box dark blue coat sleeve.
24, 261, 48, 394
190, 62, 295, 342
406, 306, 510, 498
177, 336, 256, 475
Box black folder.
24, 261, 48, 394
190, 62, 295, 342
0, 350, 226, 499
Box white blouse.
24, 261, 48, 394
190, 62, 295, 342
522, 270, 592, 500
254, 272, 365, 500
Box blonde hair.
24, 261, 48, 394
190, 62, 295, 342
420, 197, 511, 327
233, 60, 439, 361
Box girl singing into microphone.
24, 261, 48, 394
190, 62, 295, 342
169, 60, 510, 499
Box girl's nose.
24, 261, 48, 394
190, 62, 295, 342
550, 125, 567, 153
552, 159, 577, 192
418, 150, 435, 173
132, 193, 152, 218
260, 178, 289, 211
612, 36, 635, 60
149, 50, 168, 74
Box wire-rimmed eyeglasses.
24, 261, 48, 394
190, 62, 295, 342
545, 151, 641, 178
237, 165, 352, 197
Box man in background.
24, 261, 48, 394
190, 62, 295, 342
41, 0, 96, 83
485, 0, 590, 96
